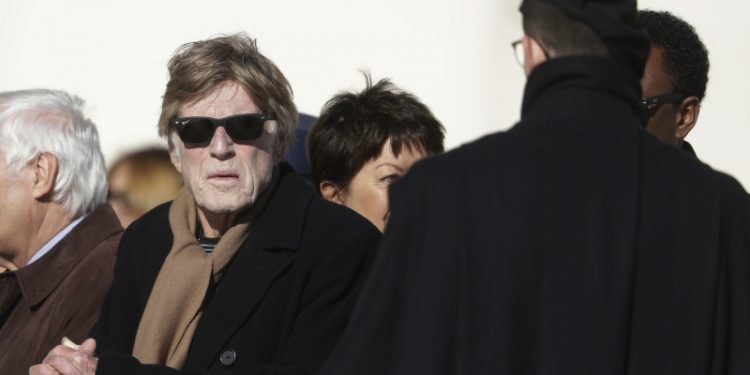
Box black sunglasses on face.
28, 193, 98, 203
641, 92, 684, 119
170, 113, 276, 146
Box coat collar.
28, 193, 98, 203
521, 56, 645, 126
15, 204, 123, 307
245, 162, 314, 251
681, 140, 697, 157
185, 163, 312, 369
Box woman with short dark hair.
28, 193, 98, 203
308, 75, 445, 232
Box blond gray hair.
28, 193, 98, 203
158, 33, 298, 154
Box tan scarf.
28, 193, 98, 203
131, 185, 267, 368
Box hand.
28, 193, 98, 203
0, 256, 18, 272
29, 337, 98, 375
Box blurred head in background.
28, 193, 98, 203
108, 147, 182, 227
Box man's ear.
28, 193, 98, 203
522, 35, 548, 75
169, 147, 182, 174
273, 142, 285, 166
675, 96, 701, 141
265, 120, 284, 166
32, 153, 58, 199
319, 181, 345, 204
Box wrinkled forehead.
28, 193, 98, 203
177, 81, 260, 118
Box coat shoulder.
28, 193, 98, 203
395, 129, 521, 198
114, 201, 173, 281
304, 196, 381, 244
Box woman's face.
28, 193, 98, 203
338, 139, 426, 232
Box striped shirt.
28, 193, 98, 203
197, 228, 219, 254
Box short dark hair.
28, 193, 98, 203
639, 10, 709, 100
307, 75, 445, 190
521, 0, 608, 58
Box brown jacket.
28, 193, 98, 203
0, 204, 122, 375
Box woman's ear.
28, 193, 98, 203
675, 96, 701, 141
319, 181, 345, 204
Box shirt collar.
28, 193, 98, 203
26, 214, 88, 265
15, 204, 122, 307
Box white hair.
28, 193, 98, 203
0, 89, 107, 218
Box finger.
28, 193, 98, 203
44, 345, 76, 361
78, 338, 97, 355
62, 337, 80, 350
43, 346, 66, 364
45, 355, 88, 375
29, 363, 60, 375
45, 355, 83, 375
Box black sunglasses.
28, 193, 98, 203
170, 113, 276, 146
641, 92, 684, 119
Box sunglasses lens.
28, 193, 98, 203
177, 118, 216, 145
224, 115, 266, 142
173, 114, 269, 145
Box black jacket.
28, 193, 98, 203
93, 163, 381, 374
321, 57, 750, 375
682, 140, 697, 157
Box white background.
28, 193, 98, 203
0, 0, 747, 188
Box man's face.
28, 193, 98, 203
170, 80, 279, 215
641, 45, 680, 145
0, 153, 35, 262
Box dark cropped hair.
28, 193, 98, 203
307, 75, 445, 190
521, 0, 608, 58
639, 10, 709, 100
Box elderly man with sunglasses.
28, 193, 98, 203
32, 33, 380, 375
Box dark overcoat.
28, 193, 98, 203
320, 57, 750, 375
93, 163, 381, 374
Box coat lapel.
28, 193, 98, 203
16, 204, 122, 307
183, 163, 311, 369
185, 241, 294, 369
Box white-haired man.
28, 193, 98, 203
0, 89, 123, 374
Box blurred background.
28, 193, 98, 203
1, 0, 747, 188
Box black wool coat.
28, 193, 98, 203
93, 163, 381, 374
320, 57, 750, 375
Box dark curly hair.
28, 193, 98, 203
307, 74, 445, 190
639, 10, 709, 99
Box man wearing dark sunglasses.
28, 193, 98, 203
639, 10, 710, 156
32, 34, 380, 375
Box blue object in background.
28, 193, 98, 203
284, 113, 316, 183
